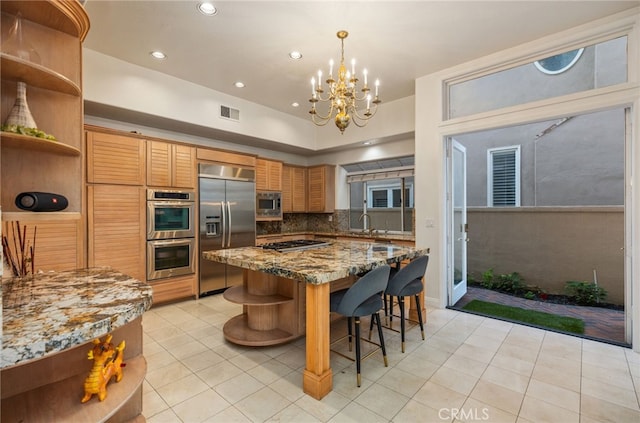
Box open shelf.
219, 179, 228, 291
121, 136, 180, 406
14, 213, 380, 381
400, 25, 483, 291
223, 314, 297, 346
0, 1, 90, 40
1, 53, 81, 96
1, 355, 146, 423
223, 285, 293, 305
1, 131, 80, 155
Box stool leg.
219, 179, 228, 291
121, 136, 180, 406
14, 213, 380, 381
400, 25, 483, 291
368, 313, 374, 340
374, 312, 388, 367
347, 317, 353, 352
384, 293, 389, 325
389, 295, 394, 329
415, 294, 425, 340
399, 296, 406, 353
355, 317, 362, 387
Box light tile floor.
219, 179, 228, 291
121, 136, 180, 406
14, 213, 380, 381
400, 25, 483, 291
142, 294, 640, 422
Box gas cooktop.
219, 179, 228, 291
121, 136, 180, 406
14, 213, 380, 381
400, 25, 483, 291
261, 239, 331, 252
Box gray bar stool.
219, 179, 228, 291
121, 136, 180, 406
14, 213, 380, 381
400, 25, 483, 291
330, 265, 390, 387
378, 255, 428, 352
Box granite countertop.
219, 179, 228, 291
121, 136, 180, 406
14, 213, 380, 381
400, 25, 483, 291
203, 239, 427, 284
1, 267, 153, 368
256, 231, 416, 242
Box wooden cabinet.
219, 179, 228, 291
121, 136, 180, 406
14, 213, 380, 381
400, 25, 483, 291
0, 1, 89, 219
307, 165, 335, 213
282, 165, 307, 212
256, 158, 282, 191
150, 274, 196, 305
147, 140, 195, 188
87, 184, 146, 282
87, 130, 145, 185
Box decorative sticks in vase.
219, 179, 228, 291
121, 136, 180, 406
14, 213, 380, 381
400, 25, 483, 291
2, 221, 36, 277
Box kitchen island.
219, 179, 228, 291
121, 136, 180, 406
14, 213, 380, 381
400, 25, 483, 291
1, 267, 153, 422
203, 239, 428, 400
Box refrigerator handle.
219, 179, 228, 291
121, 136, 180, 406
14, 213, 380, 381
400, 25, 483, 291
226, 201, 232, 248
221, 201, 227, 248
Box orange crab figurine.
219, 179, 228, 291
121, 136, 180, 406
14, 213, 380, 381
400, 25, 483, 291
81, 334, 126, 403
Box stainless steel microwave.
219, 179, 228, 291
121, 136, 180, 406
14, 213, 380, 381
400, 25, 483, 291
256, 191, 282, 219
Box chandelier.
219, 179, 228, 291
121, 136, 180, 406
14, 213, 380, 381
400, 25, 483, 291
309, 30, 381, 134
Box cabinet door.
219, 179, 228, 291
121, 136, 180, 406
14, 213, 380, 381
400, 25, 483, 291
256, 159, 269, 191
292, 167, 307, 212
256, 159, 282, 191
267, 160, 283, 191
87, 131, 145, 185
146, 140, 172, 187
172, 144, 196, 188
281, 166, 292, 212
87, 185, 146, 281
2, 219, 83, 273
147, 141, 195, 188
307, 165, 335, 212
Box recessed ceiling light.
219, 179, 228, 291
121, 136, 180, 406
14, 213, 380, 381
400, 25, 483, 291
363, 141, 372, 145
289, 51, 302, 60
197, 2, 217, 15
150, 51, 166, 59
291, 102, 300, 107
234, 82, 245, 88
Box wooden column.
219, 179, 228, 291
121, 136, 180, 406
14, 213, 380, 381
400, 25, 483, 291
302, 283, 332, 399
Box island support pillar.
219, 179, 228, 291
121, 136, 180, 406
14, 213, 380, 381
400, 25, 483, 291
303, 283, 332, 399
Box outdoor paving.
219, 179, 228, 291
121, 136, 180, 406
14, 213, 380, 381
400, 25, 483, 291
453, 286, 627, 345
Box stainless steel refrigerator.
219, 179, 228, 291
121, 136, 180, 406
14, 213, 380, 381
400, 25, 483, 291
198, 163, 256, 296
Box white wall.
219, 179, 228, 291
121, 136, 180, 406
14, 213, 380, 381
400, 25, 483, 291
415, 7, 640, 350
83, 49, 415, 153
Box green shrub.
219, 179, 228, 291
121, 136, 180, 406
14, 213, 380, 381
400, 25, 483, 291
479, 268, 523, 293
524, 291, 536, 300
564, 281, 607, 306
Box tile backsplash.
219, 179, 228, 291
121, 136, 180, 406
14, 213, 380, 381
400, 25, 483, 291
256, 210, 350, 235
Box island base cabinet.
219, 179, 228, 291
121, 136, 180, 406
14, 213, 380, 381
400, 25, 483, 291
223, 270, 303, 346
1, 317, 146, 423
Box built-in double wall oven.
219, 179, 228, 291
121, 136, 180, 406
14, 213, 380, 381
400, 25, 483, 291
146, 189, 196, 281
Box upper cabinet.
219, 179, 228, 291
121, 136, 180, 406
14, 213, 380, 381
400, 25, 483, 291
307, 165, 335, 213
87, 130, 146, 186
282, 164, 307, 213
147, 140, 196, 189
0, 0, 89, 218
256, 158, 282, 191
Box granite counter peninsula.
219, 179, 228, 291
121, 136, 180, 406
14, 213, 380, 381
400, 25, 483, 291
1, 267, 153, 422
203, 239, 428, 400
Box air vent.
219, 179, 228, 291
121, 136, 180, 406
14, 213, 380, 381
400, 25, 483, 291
220, 105, 240, 121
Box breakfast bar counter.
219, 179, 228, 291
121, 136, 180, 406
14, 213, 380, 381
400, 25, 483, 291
203, 239, 428, 400
1, 267, 153, 422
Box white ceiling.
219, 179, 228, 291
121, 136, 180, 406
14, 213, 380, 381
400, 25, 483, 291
82, 1, 637, 129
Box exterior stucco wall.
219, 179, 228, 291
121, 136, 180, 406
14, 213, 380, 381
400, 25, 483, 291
468, 207, 625, 305
457, 108, 625, 207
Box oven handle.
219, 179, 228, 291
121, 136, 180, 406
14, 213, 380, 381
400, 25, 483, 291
150, 238, 193, 247
226, 200, 232, 248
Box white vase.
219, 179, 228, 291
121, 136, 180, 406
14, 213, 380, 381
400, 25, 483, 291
4, 82, 37, 129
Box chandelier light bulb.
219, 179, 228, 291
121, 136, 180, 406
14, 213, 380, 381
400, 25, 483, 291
308, 30, 381, 133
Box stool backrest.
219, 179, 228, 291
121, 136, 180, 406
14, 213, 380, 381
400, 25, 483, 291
336, 265, 390, 316
388, 255, 429, 290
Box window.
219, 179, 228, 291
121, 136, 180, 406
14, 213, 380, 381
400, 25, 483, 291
447, 36, 627, 119
346, 164, 414, 233
534, 48, 584, 74
488, 146, 520, 206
